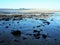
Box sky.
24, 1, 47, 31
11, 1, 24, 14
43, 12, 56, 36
0, 0, 60, 10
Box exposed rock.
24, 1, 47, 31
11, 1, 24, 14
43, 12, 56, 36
9, 24, 11, 26
0, 40, 5, 43
33, 30, 38, 33
5, 26, 9, 28
40, 19, 47, 21
40, 19, 50, 25
5, 18, 10, 21
14, 39, 20, 42
51, 19, 54, 21
33, 30, 40, 33
23, 37, 27, 40
37, 25, 41, 27
11, 30, 21, 37
43, 21, 50, 25
42, 34, 47, 39
17, 22, 19, 23
33, 33, 40, 39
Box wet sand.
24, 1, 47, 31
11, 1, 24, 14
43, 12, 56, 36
0, 13, 60, 45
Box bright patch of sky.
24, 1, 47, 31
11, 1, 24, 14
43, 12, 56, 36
0, 0, 60, 10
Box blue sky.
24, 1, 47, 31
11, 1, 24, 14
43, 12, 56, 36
0, 0, 60, 10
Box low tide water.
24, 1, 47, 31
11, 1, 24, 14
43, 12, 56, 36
0, 12, 60, 45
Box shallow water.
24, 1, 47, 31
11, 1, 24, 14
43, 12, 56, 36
0, 12, 60, 45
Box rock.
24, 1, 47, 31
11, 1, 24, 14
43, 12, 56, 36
9, 24, 11, 26
43, 21, 50, 25
5, 26, 9, 28
33, 33, 40, 39
33, 30, 40, 33
33, 30, 38, 33
40, 19, 50, 25
14, 39, 20, 42
11, 30, 21, 37
17, 22, 19, 23
40, 19, 47, 21
5, 18, 10, 21
23, 37, 27, 40
42, 34, 47, 39
37, 25, 41, 27
0, 40, 5, 43
51, 19, 54, 21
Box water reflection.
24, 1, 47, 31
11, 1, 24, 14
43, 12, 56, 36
0, 12, 60, 45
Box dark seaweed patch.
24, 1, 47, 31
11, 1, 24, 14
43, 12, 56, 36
26, 33, 32, 36
5, 18, 10, 21
2, 22, 5, 24
43, 21, 50, 25
0, 40, 5, 43
14, 39, 20, 42
11, 30, 21, 37
2, 18, 10, 21
33, 30, 40, 33
17, 22, 19, 23
9, 24, 11, 26
42, 34, 47, 39
5, 26, 9, 28
40, 19, 50, 25
23, 37, 27, 40
28, 34, 32, 36
37, 25, 41, 27
40, 19, 47, 21
33, 33, 40, 39
33, 30, 38, 33
51, 19, 54, 21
